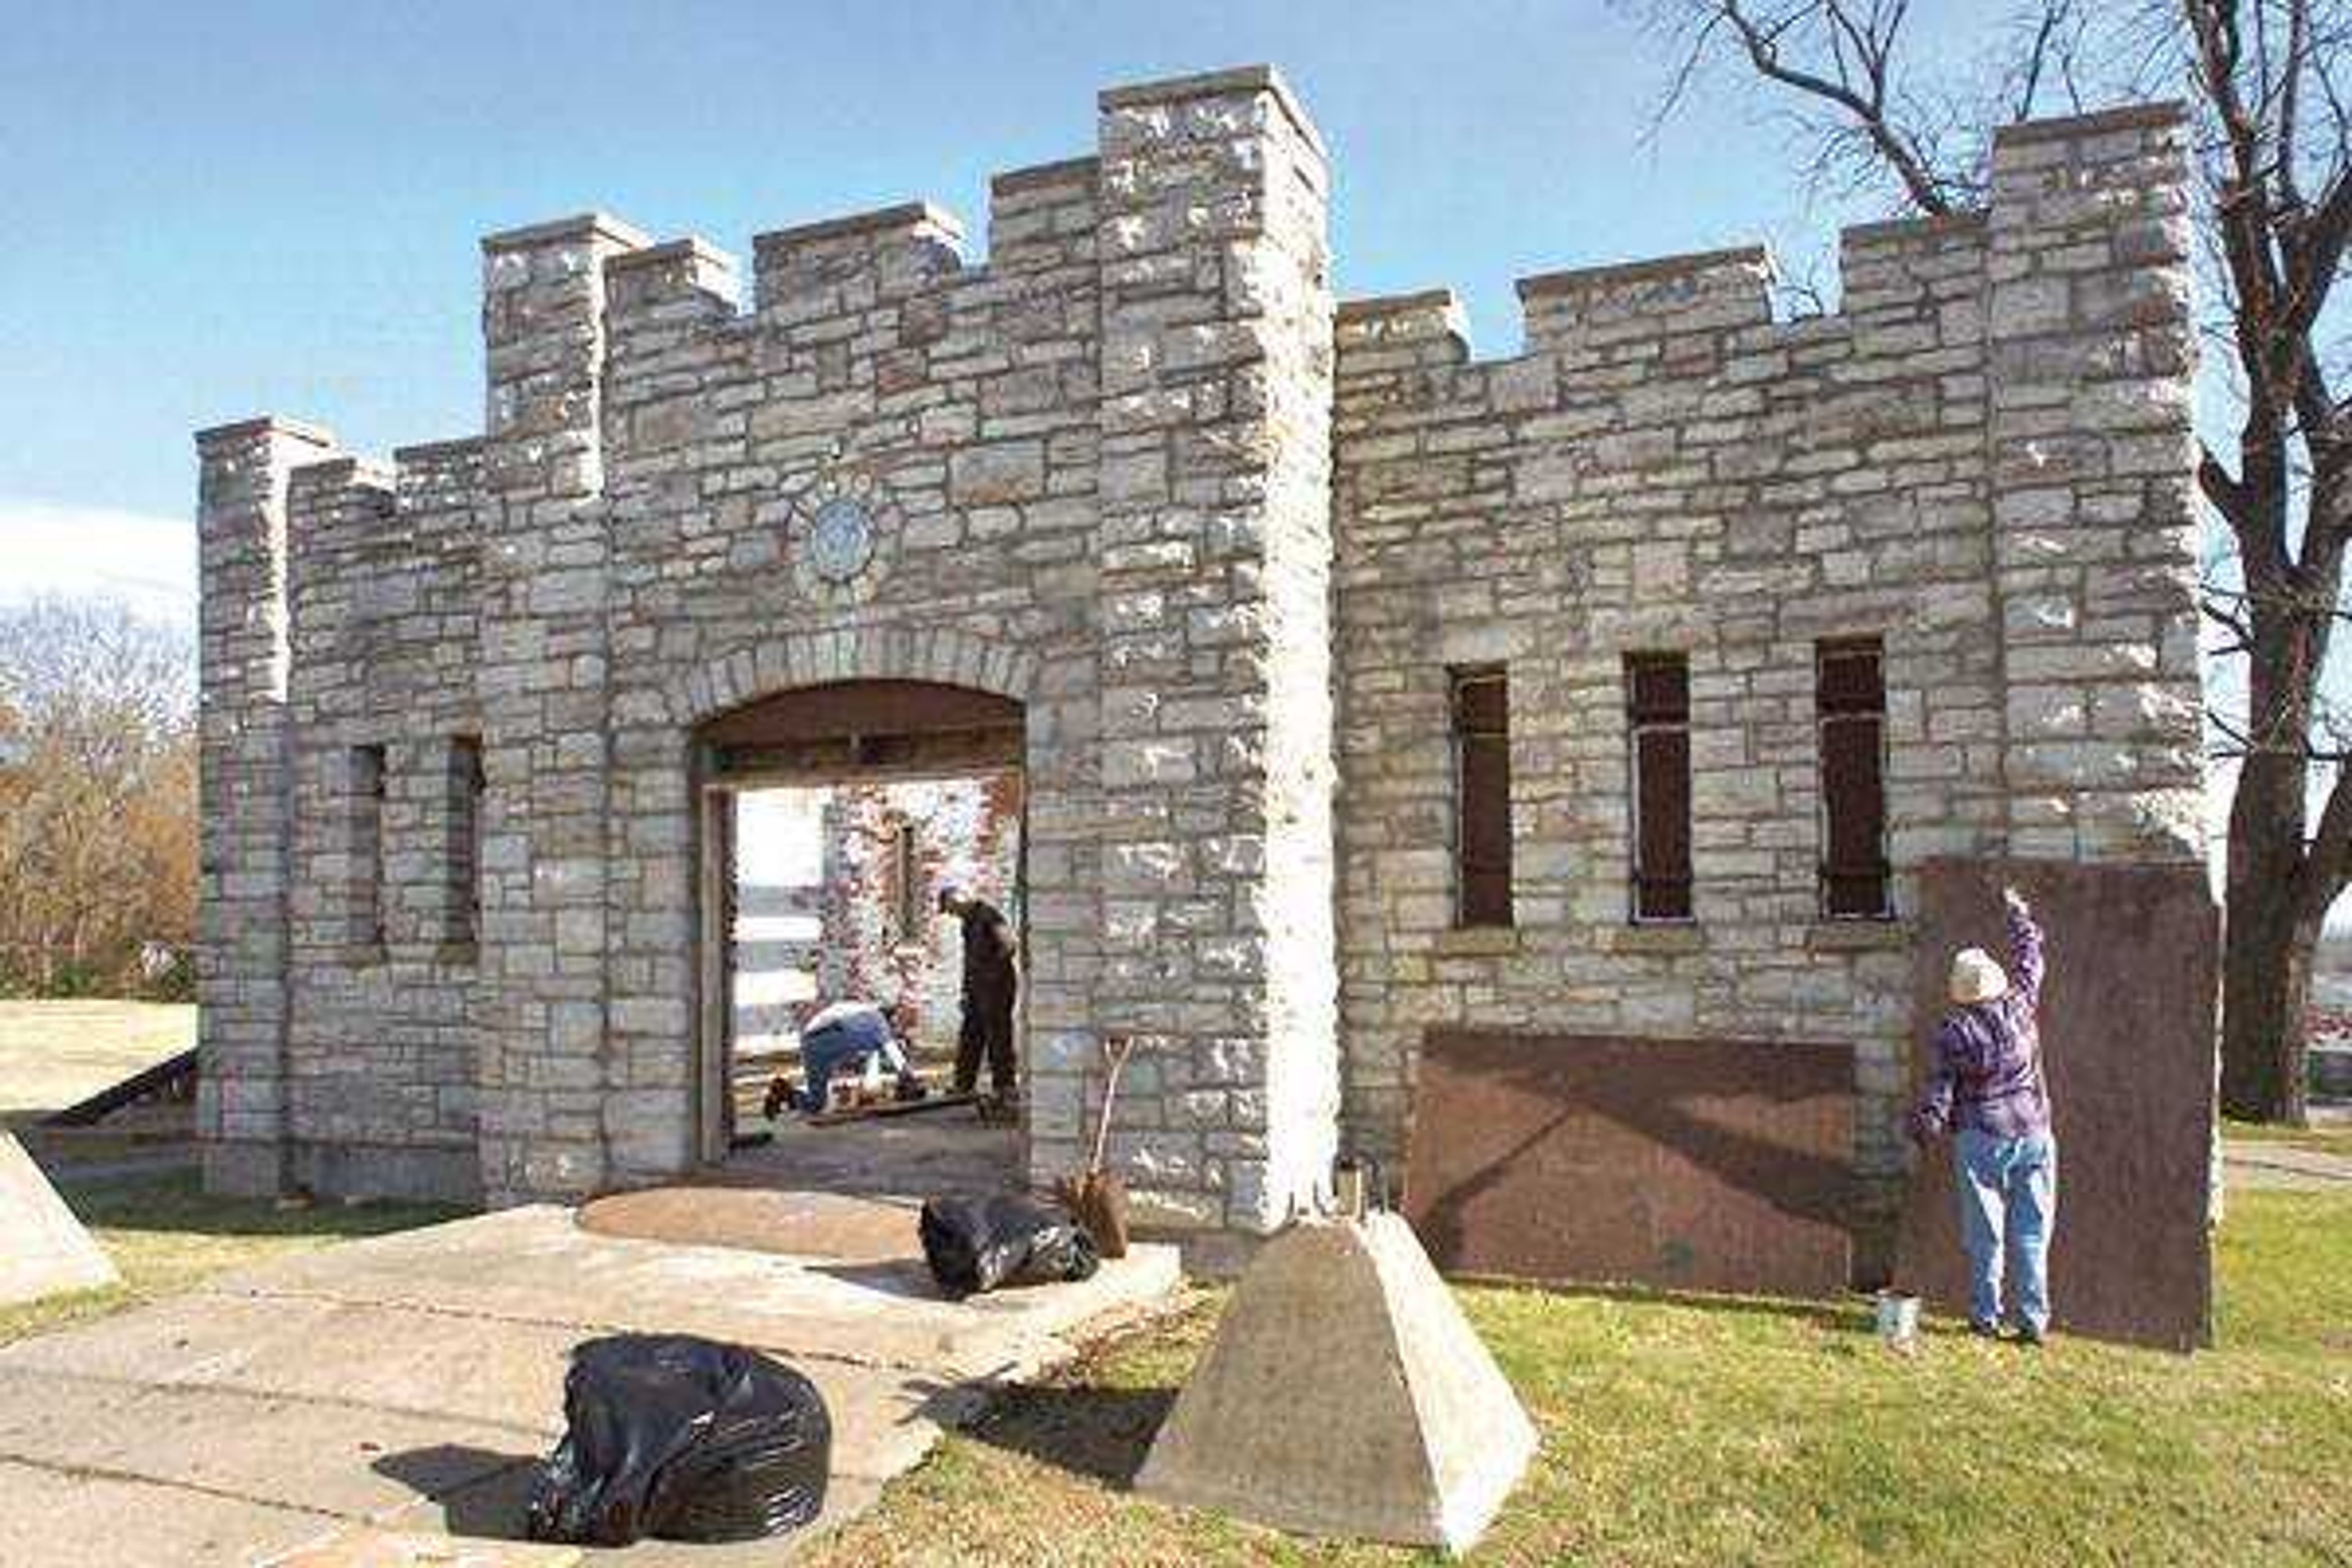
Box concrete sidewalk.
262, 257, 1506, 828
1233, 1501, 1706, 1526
2222, 1137, 2352, 1191
0, 1198, 1178, 1566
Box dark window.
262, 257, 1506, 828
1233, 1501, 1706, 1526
351, 744, 387, 949
1450, 667, 1512, 928
1626, 654, 1692, 922
1817, 638, 1891, 918
448, 736, 484, 948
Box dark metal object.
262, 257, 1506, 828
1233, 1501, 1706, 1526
1403, 1028, 1855, 1300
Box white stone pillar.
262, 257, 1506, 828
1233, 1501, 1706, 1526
1090, 68, 1341, 1232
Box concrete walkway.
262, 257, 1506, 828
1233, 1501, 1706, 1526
2222, 1137, 2352, 1191
0, 1197, 1178, 1566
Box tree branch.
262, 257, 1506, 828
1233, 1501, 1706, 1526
1713, 0, 1961, 214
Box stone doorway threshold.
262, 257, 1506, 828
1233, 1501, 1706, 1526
0, 1202, 1179, 1566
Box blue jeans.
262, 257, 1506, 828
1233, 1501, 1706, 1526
1952, 1127, 2057, 1333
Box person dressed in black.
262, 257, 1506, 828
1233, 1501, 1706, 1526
938, 884, 1018, 1117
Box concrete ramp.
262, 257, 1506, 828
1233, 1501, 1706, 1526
1136, 1212, 1534, 1554
0, 1131, 118, 1307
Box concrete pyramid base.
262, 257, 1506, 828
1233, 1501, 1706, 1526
0, 1132, 119, 1308
1136, 1211, 1536, 1554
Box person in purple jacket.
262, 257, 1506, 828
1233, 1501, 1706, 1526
1907, 886, 2056, 1344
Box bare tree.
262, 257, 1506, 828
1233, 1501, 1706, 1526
1637, 0, 2352, 1123
0, 595, 197, 995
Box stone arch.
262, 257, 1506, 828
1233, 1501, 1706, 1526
665, 624, 1041, 729
670, 621, 1049, 1177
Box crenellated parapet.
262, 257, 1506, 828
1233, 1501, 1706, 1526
1518, 244, 1775, 361
1836, 211, 1991, 324
187, 70, 2208, 1237
593, 167, 1102, 353
1328, 97, 2206, 1183
752, 201, 965, 318
987, 157, 1101, 275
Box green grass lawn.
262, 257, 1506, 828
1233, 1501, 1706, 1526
0, 1170, 459, 1348
0, 998, 194, 1118
5, 1161, 2343, 1565
813, 1188, 2352, 1568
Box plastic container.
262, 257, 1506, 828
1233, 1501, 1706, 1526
1875, 1289, 1921, 1351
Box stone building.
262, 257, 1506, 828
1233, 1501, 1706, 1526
195, 66, 2207, 1233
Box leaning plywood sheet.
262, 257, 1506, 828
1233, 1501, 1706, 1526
1895, 858, 2218, 1351
1404, 1030, 1854, 1300
0, 1131, 119, 1307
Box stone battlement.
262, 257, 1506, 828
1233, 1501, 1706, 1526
190, 69, 2206, 1245
1336, 102, 2182, 371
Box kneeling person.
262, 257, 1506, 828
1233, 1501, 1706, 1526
766, 1000, 925, 1118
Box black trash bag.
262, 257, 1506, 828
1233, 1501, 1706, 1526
919, 1192, 1102, 1298
525, 1333, 831, 1547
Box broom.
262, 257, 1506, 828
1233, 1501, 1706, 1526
1060, 1034, 1136, 1258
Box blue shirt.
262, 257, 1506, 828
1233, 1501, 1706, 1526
797, 1002, 908, 1110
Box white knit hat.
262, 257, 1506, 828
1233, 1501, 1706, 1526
1948, 947, 2009, 1006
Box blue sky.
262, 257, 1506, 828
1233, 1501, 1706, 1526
0, 0, 2022, 611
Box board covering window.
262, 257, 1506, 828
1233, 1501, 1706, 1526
1626, 654, 1692, 922
352, 744, 387, 949
1450, 667, 1512, 928
448, 736, 484, 948
1817, 638, 1891, 918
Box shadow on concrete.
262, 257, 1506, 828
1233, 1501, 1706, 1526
809, 1257, 946, 1300
372, 1444, 542, 1540
956, 1383, 1176, 1489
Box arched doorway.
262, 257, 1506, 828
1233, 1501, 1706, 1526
692, 679, 1027, 1189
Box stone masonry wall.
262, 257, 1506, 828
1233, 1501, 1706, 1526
280, 443, 486, 1201
1329, 104, 2204, 1197
194, 72, 2204, 1237
1090, 72, 1340, 1227
195, 417, 337, 1197
581, 66, 1333, 1226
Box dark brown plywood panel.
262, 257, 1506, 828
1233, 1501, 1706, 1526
1404, 1030, 1855, 1300
1894, 858, 2218, 1351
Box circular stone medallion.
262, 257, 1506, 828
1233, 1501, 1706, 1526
806, 495, 876, 583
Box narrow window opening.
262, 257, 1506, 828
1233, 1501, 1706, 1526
1817, 637, 1891, 918
890, 818, 921, 943
1626, 653, 1693, 922
351, 744, 387, 951
448, 736, 484, 949
1450, 666, 1513, 929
